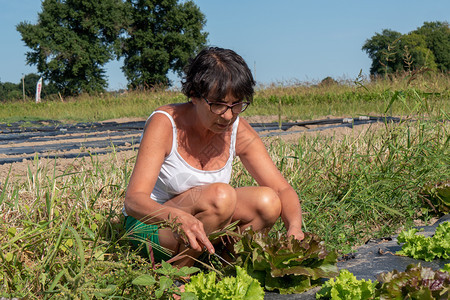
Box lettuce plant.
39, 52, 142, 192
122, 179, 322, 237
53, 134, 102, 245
421, 181, 450, 214
376, 264, 450, 299
182, 266, 264, 300
315, 269, 377, 299
233, 229, 338, 294
397, 221, 450, 261
442, 263, 450, 273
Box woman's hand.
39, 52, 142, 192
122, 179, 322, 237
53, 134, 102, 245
174, 211, 215, 254
287, 226, 305, 241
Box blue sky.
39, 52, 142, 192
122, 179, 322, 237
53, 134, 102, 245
1, 0, 448, 90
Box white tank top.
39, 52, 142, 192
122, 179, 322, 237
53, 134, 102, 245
148, 110, 239, 204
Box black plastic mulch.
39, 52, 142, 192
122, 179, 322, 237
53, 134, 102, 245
0, 116, 403, 165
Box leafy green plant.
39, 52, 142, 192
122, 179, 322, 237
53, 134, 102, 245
421, 181, 450, 214
233, 228, 338, 294
315, 269, 377, 300
376, 264, 450, 299
442, 264, 450, 273
182, 266, 264, 300
397, 221, 450, 261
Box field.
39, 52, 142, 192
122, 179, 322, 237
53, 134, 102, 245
0, 72, 449, 298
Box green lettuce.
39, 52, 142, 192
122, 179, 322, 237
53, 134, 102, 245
397, 221, 450, 261
233, 229, 338, 294
182, 266, 264, 300
442, 263, 450, 273
315, 269, 377, 300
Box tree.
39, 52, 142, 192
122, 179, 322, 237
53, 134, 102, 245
362, 22, 449, 76
413, 21, 450, 72
122, 0, 208, 89
362, 29, 403, 76
399, 33, 437, 72
0, 82, 20, 102
17, 0, 126, 96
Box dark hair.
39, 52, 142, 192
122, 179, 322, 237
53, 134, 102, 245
181, 47, 255, 102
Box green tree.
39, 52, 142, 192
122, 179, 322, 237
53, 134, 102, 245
122, 0, 208, 89
400, 33, 437, 72
413, 21, 450, 72
17, 0, 126, 96
0, 82, 20, 102
362, 21, 449, 76
362, 29, 403, 76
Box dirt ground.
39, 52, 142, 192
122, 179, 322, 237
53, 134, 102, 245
0, 115, 385, 184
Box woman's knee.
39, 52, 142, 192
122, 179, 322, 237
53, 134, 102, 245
256, 187, 282, 224
207, 183, 237, 220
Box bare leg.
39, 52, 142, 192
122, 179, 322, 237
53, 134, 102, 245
158, 182, 237, 266
233, 186, 282, 231
211, 186, 282, 262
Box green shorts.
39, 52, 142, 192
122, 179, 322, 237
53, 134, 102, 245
124, 215, 173, 262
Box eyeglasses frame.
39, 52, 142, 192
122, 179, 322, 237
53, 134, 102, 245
202, 97, 250, 115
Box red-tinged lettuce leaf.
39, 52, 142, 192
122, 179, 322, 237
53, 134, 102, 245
376, 264, 450, 299
234, 228, 338, 294
421, 181, 450, 214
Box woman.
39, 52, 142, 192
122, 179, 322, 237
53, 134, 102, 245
124, 47, 304, 266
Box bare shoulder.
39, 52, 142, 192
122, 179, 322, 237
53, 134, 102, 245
236, 117, 264, 156
144, 103, 183, 128
141, 107, 176, 156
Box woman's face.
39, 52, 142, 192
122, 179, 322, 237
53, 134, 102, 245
193, 92, 242, 133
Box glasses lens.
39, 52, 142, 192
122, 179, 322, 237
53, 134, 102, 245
210, 104, 228, 114
233, 102, 249, 113
231, 103, 244, 113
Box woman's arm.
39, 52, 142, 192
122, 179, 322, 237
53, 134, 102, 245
124, 111, 214, 253
236, 119, 304, 240
124, 112, 177, 221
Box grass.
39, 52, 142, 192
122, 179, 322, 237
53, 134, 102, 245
0, 71, 448, 122
0, 72, 449, 298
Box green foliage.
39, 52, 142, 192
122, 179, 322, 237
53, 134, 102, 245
233, 228, 338, 294
414, 21, 450, 72
182, 266, 264, 300
362, 21, 449, 75
397, 222, 450, 261
0, 74, 59, 102
376, 264, 450, 299
17, 0, 126, 96
400, 33, 437, 72
122, 0, 207, 89
0, 81, 21, 101
362, 29, 403, 76
315, 269, 377, 300
0, 153, 200, 299
442, 264, 450, 273
421, 181, 450, 214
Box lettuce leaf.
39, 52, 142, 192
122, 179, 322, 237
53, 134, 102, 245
234, 229, 338, 294
315, 269, 377, 300
182, 266, 264, 300
397, 222, 450, 261
421, 181, 450, 214
376, 264, 450, 299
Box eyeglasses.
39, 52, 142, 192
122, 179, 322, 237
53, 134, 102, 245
203, 97, 250, 115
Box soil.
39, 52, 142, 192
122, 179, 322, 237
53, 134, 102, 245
0, 115, 388, 183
